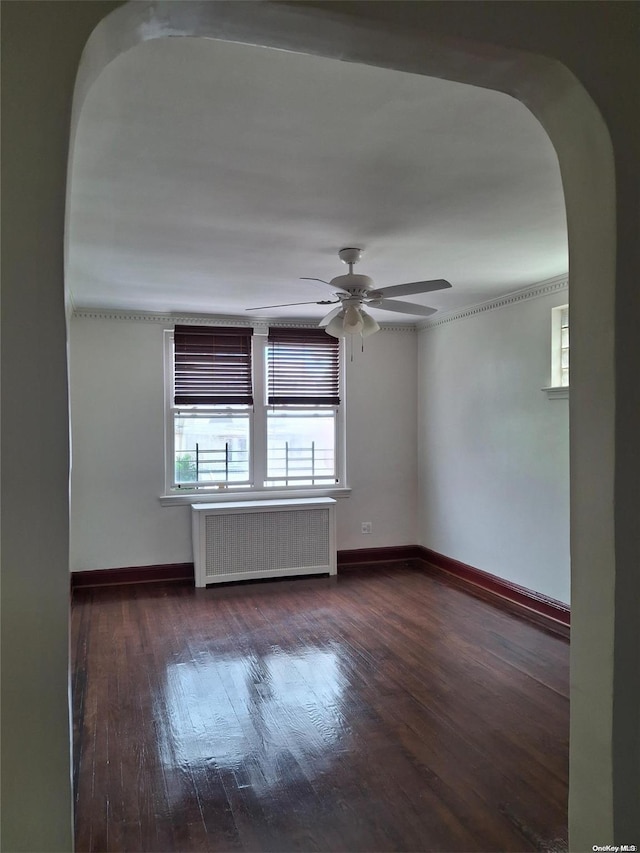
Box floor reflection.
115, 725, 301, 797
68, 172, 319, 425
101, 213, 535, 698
156, 646, 349, 793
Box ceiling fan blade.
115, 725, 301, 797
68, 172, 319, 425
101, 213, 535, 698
319, 306, 343, 327
301, 277, 349, 295
373, 279, 451, 298
246, 299, 338, 311
374, 299, 438, 317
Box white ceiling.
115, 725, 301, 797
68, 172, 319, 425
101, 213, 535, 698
67, 36, 567, 324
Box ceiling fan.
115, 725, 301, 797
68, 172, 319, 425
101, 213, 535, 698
247, 248, 451, 337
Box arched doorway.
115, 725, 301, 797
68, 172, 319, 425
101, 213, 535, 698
68, 5, 616, 848
4, 2, 633, 850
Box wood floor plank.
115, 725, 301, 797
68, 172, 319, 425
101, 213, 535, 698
72, 565, 569, 852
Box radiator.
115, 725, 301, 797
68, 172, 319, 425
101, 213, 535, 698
191, 498, 337, 587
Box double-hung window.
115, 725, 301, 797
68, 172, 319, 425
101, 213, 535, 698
265, 328, 341, 487
544, 304, 569, 398
556, 305, 569, 388
165, 324, 344, 494
171, 325, 254, 487
546, 304, 569, 391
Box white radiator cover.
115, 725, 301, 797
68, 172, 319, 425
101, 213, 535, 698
191, 498, 337, 587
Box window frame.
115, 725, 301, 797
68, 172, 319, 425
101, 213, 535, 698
171, 408, 254, 489
552, 304, 569, 388
265, 406, 341, 487
163, 327, 347, 500
544, 303, 569, 399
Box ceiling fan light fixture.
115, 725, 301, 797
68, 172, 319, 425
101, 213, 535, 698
325, 310, 346, 338
323, 305, 380, 338
343, 303, 363, 334
360, 309, 380, 337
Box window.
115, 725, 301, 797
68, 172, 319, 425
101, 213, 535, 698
165, 325, 345, 495
551, 305, 569, 386
266, 329, 340, 487
545, 304, 569, 398
556, 305, 569, 387
171, 325, 253, 488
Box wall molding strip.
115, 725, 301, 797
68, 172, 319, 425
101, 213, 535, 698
416, 546, 570, 637
71, 562, 194, 589
71, 308, 414, 332
419, 274, 569, 331
337, 546, 419, 566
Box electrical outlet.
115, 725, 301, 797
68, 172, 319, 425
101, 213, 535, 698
361, 521, 372, 534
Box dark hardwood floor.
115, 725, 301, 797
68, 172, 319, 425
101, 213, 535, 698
71, 563, 569, 852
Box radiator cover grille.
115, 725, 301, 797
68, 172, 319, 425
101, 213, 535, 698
205, 509, 329, 577
192, 498, 337, 587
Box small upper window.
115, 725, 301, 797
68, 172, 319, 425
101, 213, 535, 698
551, 305, 569, 388
545, 304, 569, 398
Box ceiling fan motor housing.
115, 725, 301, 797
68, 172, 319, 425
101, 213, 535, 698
330, 273, 374, 294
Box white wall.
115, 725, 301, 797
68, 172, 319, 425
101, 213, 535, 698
341, 329, 418, 549
417, 290, 570, 603
69, 317, 417, 570
70, 318, 190, 570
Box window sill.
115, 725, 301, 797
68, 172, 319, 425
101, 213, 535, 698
159, 486, 352, 506
543, 386, 569, 399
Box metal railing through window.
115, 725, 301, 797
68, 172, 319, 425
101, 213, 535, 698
266, 441, 335, 484
175, 442, 336, 487
175, 443, 249, 484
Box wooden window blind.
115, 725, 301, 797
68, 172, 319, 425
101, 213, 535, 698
174, 325, 253, 405
267, 328, 340, 406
